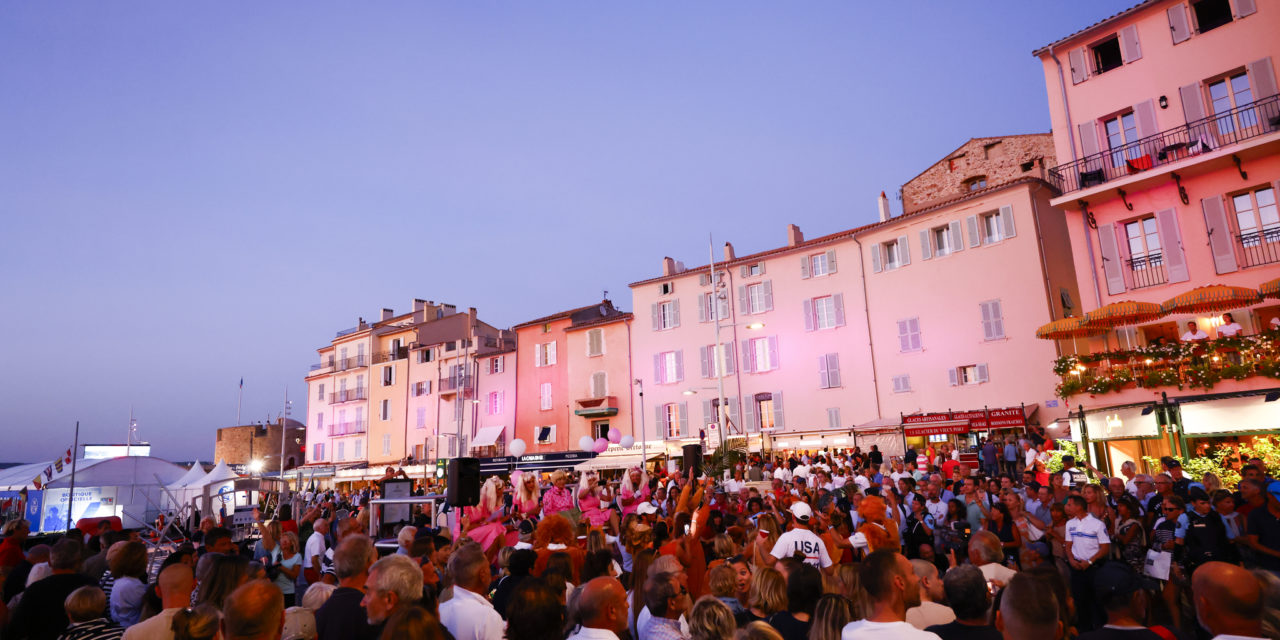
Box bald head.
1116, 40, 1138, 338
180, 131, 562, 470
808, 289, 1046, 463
158, 563, 196, 608
222, 579, 284, 640
578, 577, 629, 633
1193, 562, 1263, 637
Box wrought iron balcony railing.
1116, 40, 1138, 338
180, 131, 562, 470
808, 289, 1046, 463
1125, 252, 1167, 289
328, 387, 368, 404
1237, 226, 1280, 268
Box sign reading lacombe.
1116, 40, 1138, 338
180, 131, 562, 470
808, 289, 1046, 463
902, 407, 1026, 436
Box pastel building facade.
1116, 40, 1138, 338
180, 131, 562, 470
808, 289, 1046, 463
1034, 0, 1280, 472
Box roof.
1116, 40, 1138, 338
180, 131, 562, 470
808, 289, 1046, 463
513, 300, 629, 330
1032, 0, 1157, 56
628, 176, 1055, 288
565, 312, 635, 332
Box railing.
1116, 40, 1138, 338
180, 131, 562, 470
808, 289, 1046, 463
334, 355, 369, 372
1048, 94, 1280, 194
310, 357, 337, 372
1237, 227, 1280, 268
330, 420, 368, 436
328, 387, 368, 404
438, 375, 473, 392
373, 347, 408, 364
1126, 252, 1167, 289
482, 336, 516, 351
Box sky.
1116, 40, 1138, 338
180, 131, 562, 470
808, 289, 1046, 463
0, 1, 1136, 462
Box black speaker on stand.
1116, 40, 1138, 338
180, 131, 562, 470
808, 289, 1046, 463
682, 444, 703, 480
446, 458, 481, 507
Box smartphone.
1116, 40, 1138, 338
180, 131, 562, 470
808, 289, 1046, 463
683, 524, 690, 535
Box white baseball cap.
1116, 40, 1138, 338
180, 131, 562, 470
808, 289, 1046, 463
789, 501, 813, 521
637, 502, 658, 516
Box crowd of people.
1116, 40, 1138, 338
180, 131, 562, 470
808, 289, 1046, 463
0, 438, 1276, 640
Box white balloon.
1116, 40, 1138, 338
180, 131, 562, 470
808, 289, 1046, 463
509, 438, 527, 458
619, 435, 635, 449
579, 435, 596, 452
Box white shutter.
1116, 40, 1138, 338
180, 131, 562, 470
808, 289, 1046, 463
990, 300, 1005, 338
1133, 99, 1158, 139
898, 235, 911, 265
1201, 195, 1239, 274
767, 336, 780, 370
650, 303, 660, 331
1000, 205, 1016, 238
803, 299, 815, 332
919, 229, 932, 260
1078, 120, 1101, 158
800, 255, 811, 279
1248, 57, 1278, 101
827, 408, 841, 430
1168, 4, 1191, 44
702, 399, 713, 426
1119, 25, 1142, 63
1069, 47, 1088, 84
948, 368, 959, 386
671, 299, 681, 327
981, 302, 995, 340
833, 294, 846, 327
871, 244, 882, 273
653, 354, 663, 384
966, 216, 981, 248
743, 397, 756, 432
897, 320, 911, 352
1097, 222, 1128, 294
741, 341, 754, 374
717, 293, 730, 321
698, 296, 707, 322
772, 392, 785, 430
976, 363, 990, 383
548, 341, 556, 365
678, 402, 689, 437
818, 355, 830, 388
1155, 208, 1190, 283
762, 280, 773, 311
674, 350, 684, 382
656, 406, 667, 437
826, 353, 841, 387
826, 249, 837, 274
700, 346, 711, 378
738, 285, 749, 315
909, 318, 922, 351
949, 221, 964, 252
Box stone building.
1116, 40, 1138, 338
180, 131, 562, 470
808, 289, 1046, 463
213, 418, 307, 473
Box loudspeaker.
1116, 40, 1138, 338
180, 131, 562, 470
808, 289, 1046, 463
682, 444, 703, 480
446, 458, 481, 507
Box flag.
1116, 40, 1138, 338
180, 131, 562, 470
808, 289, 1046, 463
33, 476, 42, 490
240, 377, 244, 389
65, 448, 72, 464
43, 466, 53, 480
54, 458, 63, 473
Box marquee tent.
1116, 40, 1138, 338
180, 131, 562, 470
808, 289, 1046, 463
0, 456, 188, 533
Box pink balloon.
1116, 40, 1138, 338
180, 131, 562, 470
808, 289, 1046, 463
593, 437, 610, 453
607, 427, 622, 444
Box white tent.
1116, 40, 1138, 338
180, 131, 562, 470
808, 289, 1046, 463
169, 461, 207, 490
32, 456, 186, 532
166, 459, 238, 514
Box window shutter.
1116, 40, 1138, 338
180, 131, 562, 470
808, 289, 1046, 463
910, 318, 922, 350
833, 294, 846, 327
656, 406, 667, 436
1133, 99, 1158, 139
897, 235, 911, 265
498, 355, 505, 373
697, 296, 707, 323
762, 280, 774, 311
739, 265, 749, 278
699, 273, 710, 286
670, 299, 681, 327
727, 397, 740, 430
767, 336, 779, 370
1068, 47, 1088, 84
871, 244, 882, 273
651, 303, 660, 331
825, 249, 837, 273
998, 205, 1016, 239
993, 300, 1005, 338
720, 342, 735, 375
738, 285, 749, 315
702, 399, 713, 426
1248, 57, 1278, 101
981, 302, 995, 340
678, 403, 689, 436
919, 230, 932, 260
803, 299, 815, 332
1179, 83, 1207, 126
1236, 0, 1257, 17
1097, 222, 1128, 294
1201, 195, 1239, 274
773, 392, 785, 430
674, 350, 685, 382
743, 397, 756, 432
1078, 120, 1101, 158
948, 368, 959, 386
800, 255, 811, 279
976, 363, 990, 383
892, 375, 903, 393
949, 221, 964, 252
898, 320, 911, 352
1153, 208, 1190, 283
717, 294, 730, 321
653, 354, 663, 384
1119, 24, 1142, 63
827, 408, 839, 430
758, 262, 766, 275
700, 345, 711, 378
966, 216, 981, 248
741, 341, 754, 374
827, 353, 841, 387
1167, 4, 1191, 44
818, 355, 830, 388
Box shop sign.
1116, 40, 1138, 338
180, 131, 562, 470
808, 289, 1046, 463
904, 422, 970, 437
1083, 406, 1159, 440
1178, 395, 1280, 435
903, 407, 1026, 433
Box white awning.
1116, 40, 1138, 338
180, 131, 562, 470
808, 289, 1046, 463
471, 426, 506, 448
575, 454, 651, 472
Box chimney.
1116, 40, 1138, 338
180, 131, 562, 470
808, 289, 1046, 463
412, 299, 426, 323
723, 242, 736, 262
787, 224, 804, 247
662, 257, 677, 276
878, 191, 892, 222
381, 308, 394, 321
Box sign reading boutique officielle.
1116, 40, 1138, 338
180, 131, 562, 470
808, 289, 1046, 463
902, 407, 1026, 436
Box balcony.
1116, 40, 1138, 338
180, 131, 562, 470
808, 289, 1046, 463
575, 395, 619, 418
373, 347, 408, 364
1126, 252, 1168, 289
1237, 227, 1280, 268
334, 355, 369, 372
309, 357, 337, 373
1053, 331, 1280, 399
328, 387, 368, 404
330, 420, 367, 436
438, 375, 473, 393
1048, 94, 1280, 194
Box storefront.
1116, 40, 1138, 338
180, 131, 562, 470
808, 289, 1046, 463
1176, 391, 1280, 461
1076, 403, 1175, 477
770, 430, 855, 453
900, 406, 1033, 453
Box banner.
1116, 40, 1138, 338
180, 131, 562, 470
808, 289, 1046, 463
902, 407, 1027, 433
39, 487, 117, 533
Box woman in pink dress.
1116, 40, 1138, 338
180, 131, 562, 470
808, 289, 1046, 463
577, 471, 616, 531
617, 466, 651, 517
513, 472, 543, 520
542, 470, 575, 517
462, 477, 509, 560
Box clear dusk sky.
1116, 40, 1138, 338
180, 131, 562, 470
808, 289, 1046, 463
0, 1, 1134, 462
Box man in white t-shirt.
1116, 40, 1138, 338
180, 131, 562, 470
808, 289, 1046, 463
769, 502, 833, 572
303, 518, 329, 583
1181, 321, 1209, 342
1064, 495, 1111, 632
842, 550, 942, 640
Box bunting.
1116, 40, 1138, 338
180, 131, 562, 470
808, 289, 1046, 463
33, 476, 42, 490
31, 444, 77, 489
43, 466, 53, 481
64, 448, 72, 464
54, 458, 64, 473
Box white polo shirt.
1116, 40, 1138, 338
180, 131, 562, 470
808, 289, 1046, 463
1065, 513, 1110, 563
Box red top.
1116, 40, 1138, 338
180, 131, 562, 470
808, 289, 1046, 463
0, 537, 25, 569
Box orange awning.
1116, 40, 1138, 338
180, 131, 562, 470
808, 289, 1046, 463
1083, 300, 1166, 328
1161, 285, 1261, 315
1035, 317, 1108, 340
1259, 277, 1280, 300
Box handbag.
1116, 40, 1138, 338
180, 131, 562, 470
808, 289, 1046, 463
1144, 548, 1172, 581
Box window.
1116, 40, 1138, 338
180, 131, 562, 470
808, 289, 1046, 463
747, 283, 769, 313
313, 443, 324, 461
809, 295, 842, 330
897, 318, 922, 352
701, 343, 735, 378
741, 262, 764, 277
932, 226, 953, 256
355, 406, 364, 429
413, 381, 431, 396
487, 391, 504, 415
1192, 0, 1233, 33
1209, 72, 1256, 133
586, 329, 605, 356
656, 300, 680, 329
664, 404, 684, 438
536, 342, 557, 367
417, 348, 433, 364
380, 399, 390, 421
381, 365, 395, 387
883, 239, 902, 270
826, 408, 841, 430
1233, 187, 1279, 246
818, 353, 841, 389
810, 253, 830, 277
1104, 112, 1139, 167
892, 374, 912, 393
980, 300, 1006, 340
489, 356, 505, 374
317, 384, 325, 401
540, 383, 552, 410
382, 434, 391, 456
951, 364, 990, 386
655, 350, 684, 384
536, 425, 557, 444
416, 407, 426, 429
354, 439, 363, 459
315, 414, 324, 431
659, 282, 675, 295
1125, 216, 1164, 268
757, 396, 777, 431
542, 323, 551, 333
338, 408, 347, 432
746, 336, 777, 372
593, 421, 610, 441
590, 372, 607, 398
982, 211, 1005, 244
1091, 36, 1123, 74
964, 176, 988, 192
699, 292, 715, 323
337, 442, 345, 461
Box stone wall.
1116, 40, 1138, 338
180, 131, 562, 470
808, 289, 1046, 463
213, 419, 306, 471
902, 134, 1057, 214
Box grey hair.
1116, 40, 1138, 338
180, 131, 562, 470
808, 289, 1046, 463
1121, 461, 1137, 473
1134, 474, 1153, 484
300, 582, 336, 610
397, 526, 417, 548
368, 554, 424, 604
447, 541, 489, 588
64, 586, 107, 622
970, 531, 1004, 565
646, 571, 680, 616
334, 535, 376, 580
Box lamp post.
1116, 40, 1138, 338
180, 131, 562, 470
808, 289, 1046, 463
635, 379, 647, 470
280, 388, 291, 488
708, 241, 729, 452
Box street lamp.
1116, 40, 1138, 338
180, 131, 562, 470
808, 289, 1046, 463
248, 459, 264, 475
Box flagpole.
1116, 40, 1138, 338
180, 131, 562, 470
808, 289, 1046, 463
66, 422, 79, 532
237, 379, 244, 425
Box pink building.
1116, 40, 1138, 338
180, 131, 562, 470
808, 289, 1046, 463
1034, 0, 1280, 473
